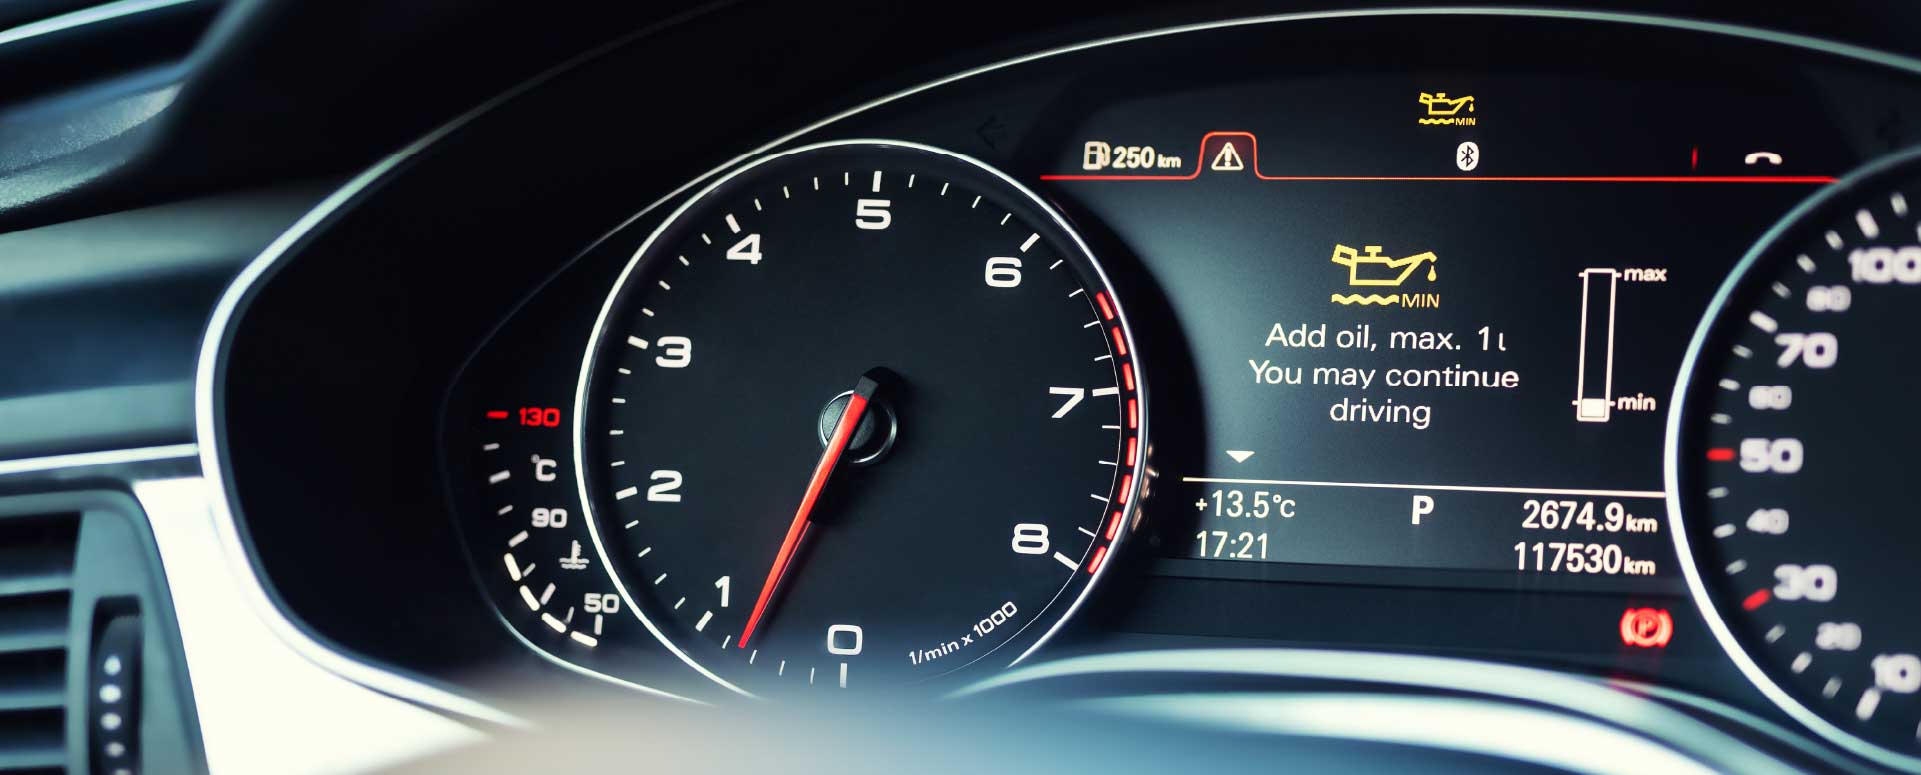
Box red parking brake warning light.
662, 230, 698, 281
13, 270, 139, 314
1620, 608, 1673, 648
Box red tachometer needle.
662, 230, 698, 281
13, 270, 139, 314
738, 371, 883, 649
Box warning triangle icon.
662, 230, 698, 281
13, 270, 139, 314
1211, 141, 1245, 171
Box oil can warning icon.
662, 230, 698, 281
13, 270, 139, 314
1210, 141, 1245, 171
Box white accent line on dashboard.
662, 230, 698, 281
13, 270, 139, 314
1183, 476, 1664, 499
0, 443, 196, 477
0, 0, 204, 48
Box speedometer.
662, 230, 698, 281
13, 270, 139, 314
573, 140, 1146, 696
1670, 147, 1921, 770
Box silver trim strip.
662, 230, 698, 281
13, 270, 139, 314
195, 139, 529, 727
0, 442, 196, 476
135, 478, 488, 775
0, 0, 206, 48
195, 3, 1921, 724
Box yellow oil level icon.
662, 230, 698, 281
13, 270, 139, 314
1330, 245, 1438, 306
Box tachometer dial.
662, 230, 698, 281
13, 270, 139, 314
574, 140, 1146, 696
1670, 147, 1921, 770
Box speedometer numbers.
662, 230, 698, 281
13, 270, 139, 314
574, 141, 1146, 696
1671, 148, 1921, 769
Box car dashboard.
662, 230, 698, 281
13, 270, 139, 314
4, 3, 1921, 774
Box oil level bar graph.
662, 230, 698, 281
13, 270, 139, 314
1574, 268, 1619, 422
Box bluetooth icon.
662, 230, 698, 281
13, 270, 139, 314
1456, 141, 1481, 172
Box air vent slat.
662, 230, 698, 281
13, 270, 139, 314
0, 705, 63, 770
0, 649, 61, 714
0, 593, 67, 656
0, 691, 61, 714
0, 576, 70, 599
0, 510, 74, 774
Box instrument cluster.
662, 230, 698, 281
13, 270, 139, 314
201, 9, 1921, 771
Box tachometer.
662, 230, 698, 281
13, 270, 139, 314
574, 140, 1146, 696
1670, 147, 1921, 770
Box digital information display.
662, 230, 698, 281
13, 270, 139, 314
1043, 75, 1840, 583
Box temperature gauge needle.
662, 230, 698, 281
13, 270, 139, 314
738, 370, 884, 649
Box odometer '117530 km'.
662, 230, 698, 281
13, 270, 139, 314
1671, 147, 1921, 771
573, 140, 1147, 697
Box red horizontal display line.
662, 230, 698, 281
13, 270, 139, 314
1706, 447, 1736, 462
484, 410, 510, 420
1042, 174, 1838, 183
1043, 130, 1834, 183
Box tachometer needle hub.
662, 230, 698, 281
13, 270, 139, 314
738, 369, 885, 648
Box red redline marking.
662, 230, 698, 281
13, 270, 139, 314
484, 410, 510, 420
1118, 474, 1134, 505
1707, 447, 1736, 462
1122, 363, 1135, 391
1039, 131, 1835, 184
1105, 510, 1123, 541
1109, 327, 1128, 356
1094, 292, 1116, 321
1742, 588, 1772, 611
1126, 399, 1138, 430
1087, 545, 1109, 575
1126, 436, 1139, 466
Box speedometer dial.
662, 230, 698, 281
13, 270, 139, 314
1670, 148, 1921, 770
574, 140, 1146, 696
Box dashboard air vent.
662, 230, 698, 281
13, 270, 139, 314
0, 510, 78, 775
